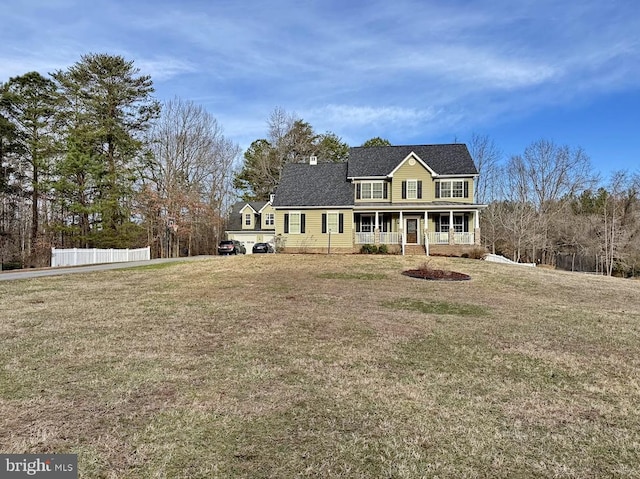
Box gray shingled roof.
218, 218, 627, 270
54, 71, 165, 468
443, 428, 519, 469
226, 201, 269, 230
347, 144, 478, 178
272, 163, 354, 207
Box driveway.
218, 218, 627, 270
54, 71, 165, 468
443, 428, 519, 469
0, 256, 216, 282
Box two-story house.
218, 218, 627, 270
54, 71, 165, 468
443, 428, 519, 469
272, 144, 485, 255
225, 199, 276, 253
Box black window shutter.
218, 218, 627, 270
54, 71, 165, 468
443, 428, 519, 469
356, 183, 361, 199
402, 181, 407, 199
464, 181, 469, 198
464, 214, 469, 233
356, 219, 360, 233
322, 214, 327, 233
339, 213, 344, 233
383, 182, 388, 199
435, 182, 440, 198
301, 214, 306, 233
284, 214, 289, 233
417, 180, 423, 199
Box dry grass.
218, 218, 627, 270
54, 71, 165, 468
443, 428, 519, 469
1, 254, 640, 478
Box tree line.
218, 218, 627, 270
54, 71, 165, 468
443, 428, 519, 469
472, 135, 640, 276
1, 53, 239, 267
3, 52, 637, 275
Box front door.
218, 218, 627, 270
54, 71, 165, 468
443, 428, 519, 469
406, 218, 418, 244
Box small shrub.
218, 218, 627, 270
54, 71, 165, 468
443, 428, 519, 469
360, 244, 378, 254
468, 247, 487, 259
377, 244, 388, 254
417, 260, 434, 273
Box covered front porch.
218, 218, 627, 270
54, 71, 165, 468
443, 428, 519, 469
353, 207, 481, 251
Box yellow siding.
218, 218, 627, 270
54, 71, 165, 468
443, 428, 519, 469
240, 206, 254, 230
260, 204, 275, 230
391, 160, 435, 203
390, 158, 475, 204
275, 209, 354, 251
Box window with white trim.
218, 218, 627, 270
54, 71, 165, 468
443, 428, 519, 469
406, 179, 418, 199
438, 215, 465, 233
438, 180, 466, 198
289, 212, 301, 234
327, 213, 339, 233
453, 215, 464, 233
245, 213, 252, 225
358, 181, 386, 200
264, 213, 274, 226
360, 215, 373, 232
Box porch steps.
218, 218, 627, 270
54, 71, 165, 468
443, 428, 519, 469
403, 245, 427, 255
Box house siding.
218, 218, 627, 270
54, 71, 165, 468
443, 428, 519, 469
391, 161, 435, 202
240, 206, 255, 230
275, 209, 354, 252
260, 204, 275, 230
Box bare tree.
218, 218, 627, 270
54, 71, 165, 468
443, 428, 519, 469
142, 98, 239, 257
499, 139, 597, 264
469, 133, 501, 204
601, 171, 639, 276
469, 133, 502, 253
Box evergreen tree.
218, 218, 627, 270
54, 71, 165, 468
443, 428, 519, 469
361, 137, 391, 147
52, 53, 160, 247
1, 72, 58, 265
234, 108, 348, 200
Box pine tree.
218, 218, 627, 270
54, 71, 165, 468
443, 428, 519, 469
52, 53, 160, 247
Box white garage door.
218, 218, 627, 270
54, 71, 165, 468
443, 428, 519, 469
239, 235, 257, 254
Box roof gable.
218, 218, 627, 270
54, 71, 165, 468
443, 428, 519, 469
388, 152, 436, 177
258, 201, 274, 214
239, 204, 257, 214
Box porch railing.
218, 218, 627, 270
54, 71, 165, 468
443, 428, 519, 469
426, 232, 475, 245
454, 232, 475, 245
355, 232, 375, 244
427, 232, 449, 244
354, 231, 401, 244
355, 231, 475, 245
379, 232, 400, 244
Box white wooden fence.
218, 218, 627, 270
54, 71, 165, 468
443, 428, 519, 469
51, 247, 151, 267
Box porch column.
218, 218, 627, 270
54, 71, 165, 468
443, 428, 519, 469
374, 211, 380, 245
449, 210, 455, 245
424, 211, 429, 245
399, 211, 404, 254
424, 211, 430, 256
474, 210, 481, 246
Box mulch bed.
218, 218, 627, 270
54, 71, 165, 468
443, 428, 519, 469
402, 268, 471, 281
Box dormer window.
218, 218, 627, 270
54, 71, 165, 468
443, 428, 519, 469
245, 213, 252, 225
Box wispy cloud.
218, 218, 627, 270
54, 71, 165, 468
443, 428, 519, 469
2, 0, 639, 169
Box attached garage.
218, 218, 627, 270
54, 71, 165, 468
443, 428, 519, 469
227, 233, 275, 254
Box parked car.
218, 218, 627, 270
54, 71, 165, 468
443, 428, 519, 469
218, 240, 246, 255
252, 242, 274, 254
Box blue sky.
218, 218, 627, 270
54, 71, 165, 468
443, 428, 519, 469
2, 0, 639, 177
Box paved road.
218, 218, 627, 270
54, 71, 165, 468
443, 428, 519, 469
0, 256, 216, 282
